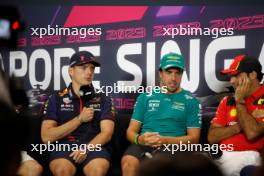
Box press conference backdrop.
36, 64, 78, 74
1, 5, 264, 113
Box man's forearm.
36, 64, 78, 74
42, 117, 81, 143
127, 130, 138, 144
208, 125, 240, 144
87, 132, 112, 147
236, 103, 264, 140
87, 120, 114, 147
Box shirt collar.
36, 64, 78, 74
68, 83, 78, 99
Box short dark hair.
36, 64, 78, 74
256, 71, 263, 82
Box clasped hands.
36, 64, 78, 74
138, 132, 165, 148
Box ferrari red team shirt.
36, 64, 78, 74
211, 85, 264, 151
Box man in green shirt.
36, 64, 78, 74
121, 53, 202, 176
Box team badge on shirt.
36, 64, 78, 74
227, 108, 237, 124
148, 100, 160, 111
257, 98, 264, 105
229, 108, 237, 117
61, 97, 74, 111
184, 94, 193, 100
172, 102, 185, 111
89, 96, 101, 111
63, 97, 72, 104
253, 95, 264, 105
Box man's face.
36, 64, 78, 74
69, 63, 95, 86
159, 67, 183, 93
229, 72, 249, 90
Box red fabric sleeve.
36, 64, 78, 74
211, 96, 228, 127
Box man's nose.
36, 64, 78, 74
171, 74, 177, 80
85, 68, 92, 75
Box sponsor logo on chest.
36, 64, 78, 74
227, 107, 238, 125
90, 97, 101, 111
171, 102, 185, 111
60, 97, 74, 111
148, 100, 160, 111
90, 103, 101, 111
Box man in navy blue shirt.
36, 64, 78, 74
41, 51, 115, 176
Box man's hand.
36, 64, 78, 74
138, 132, 161, 147
78, 107, 94, 123
235, 74, 251, 102
232, 123, 242, 133
69, 150, 87, 164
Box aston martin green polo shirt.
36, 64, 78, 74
132, 90, 201, 136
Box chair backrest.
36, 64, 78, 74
200, 114, 214, 145
110, 113, 131, 163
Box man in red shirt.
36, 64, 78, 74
208, 54, 264, 176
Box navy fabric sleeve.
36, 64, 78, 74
43, 95, 58, 121
100, 96, 115, 121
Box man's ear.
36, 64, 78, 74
68, 67, 73, 77
159, 70, 162, 80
